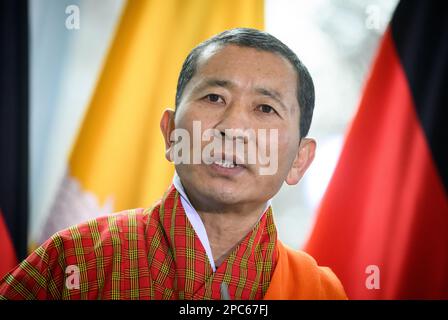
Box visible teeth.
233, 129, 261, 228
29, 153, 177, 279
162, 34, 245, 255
214, 159, 236, 168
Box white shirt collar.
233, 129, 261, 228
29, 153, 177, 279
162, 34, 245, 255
172, 172, 272, 272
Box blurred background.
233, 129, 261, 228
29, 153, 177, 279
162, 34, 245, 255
2, 0, 447, 299
28, 0, 397, 250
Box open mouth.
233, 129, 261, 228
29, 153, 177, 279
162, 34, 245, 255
206, 152, 248, 176
213, 159, 237, 169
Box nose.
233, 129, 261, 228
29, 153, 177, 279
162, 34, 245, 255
214, 99, 250, 139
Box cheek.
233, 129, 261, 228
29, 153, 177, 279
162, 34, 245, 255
276, 130, 299, 168
176, 104, 216, 130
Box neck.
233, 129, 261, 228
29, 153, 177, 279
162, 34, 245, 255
173, 174, 269, 267
195, 202, 266, 267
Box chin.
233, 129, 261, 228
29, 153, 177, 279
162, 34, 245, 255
203, 182, 244, 204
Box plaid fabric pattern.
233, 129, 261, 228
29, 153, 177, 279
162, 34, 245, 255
0, 185, 278, 300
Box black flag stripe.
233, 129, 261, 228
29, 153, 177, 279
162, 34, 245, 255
391, 1, 448, 191
0, 0, 29, 260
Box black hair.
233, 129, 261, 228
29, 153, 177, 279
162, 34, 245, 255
175, 28, 315, 138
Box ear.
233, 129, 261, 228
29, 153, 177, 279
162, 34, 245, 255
285, 138, 316, 185
160, 109, 176, 162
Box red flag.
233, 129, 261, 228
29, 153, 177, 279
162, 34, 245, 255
305, 1, 448, 299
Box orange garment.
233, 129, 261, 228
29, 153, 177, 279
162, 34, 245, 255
264, 241, 347, 300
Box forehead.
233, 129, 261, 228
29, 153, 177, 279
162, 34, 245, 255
192, 44, 298, 100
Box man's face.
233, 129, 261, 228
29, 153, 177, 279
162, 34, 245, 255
162, 44, 314, 211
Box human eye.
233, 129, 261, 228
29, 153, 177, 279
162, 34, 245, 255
257, 104, 278, 115
203, 93, 225, 104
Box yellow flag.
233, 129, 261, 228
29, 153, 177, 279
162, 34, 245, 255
41, 0, 264, 243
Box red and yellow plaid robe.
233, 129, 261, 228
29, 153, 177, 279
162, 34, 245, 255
0, 185, 346, 300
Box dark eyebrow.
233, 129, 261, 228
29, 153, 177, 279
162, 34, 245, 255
255, 87, 288, 112
193, 78, 234, 93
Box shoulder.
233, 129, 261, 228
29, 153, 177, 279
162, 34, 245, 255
43, 207, 155, 264
44, 208, 148, 246
55, 208, 151, 237
266, 240, 347, 300
0, 207, 154, 299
